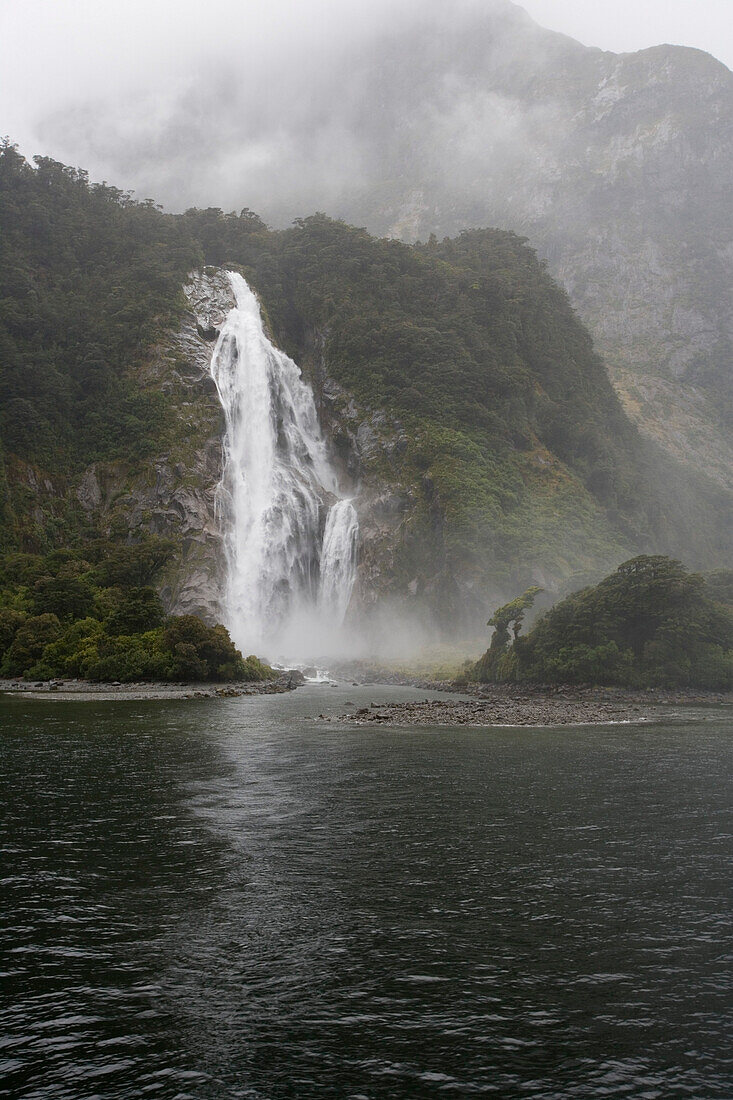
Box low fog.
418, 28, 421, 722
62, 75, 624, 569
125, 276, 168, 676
2, 0, 730, 227
3, 0, 731, 666
4, 0, 504, 216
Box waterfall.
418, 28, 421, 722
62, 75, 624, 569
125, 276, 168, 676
320, 498, 359, 624
209, 271, 358, 657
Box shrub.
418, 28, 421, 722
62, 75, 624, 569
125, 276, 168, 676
171, 642, 207, 681
164, 616, 248, 681
38, 618, 105, 678
1, 613, 62, 676
0, 607, 26, 653
31, 573, 95, 621
106, 587, 164, 635
82, 630, 174, 683
240, 655, 278, 682
489, 556, 733, 689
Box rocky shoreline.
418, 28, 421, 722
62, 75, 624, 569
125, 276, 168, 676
337, 686, 732, 728
0, 672, 305, 702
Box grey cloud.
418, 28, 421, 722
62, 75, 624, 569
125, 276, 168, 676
23, 0, 524, 216
7, 0, 731, 237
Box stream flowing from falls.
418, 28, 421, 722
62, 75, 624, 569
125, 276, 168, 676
209, 271, 358, 661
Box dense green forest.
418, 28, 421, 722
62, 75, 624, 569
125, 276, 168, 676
0, 141, 729, 617
0, 141, 199, 473
472, 557, 733, 689
0, 538, 274, 682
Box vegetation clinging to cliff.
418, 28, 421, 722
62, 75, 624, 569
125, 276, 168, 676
0, 146, 728, 596
220, 214, 645, 512
0, 140, 200, 477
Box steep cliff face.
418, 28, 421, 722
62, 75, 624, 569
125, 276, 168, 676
73, 271, 233, 621
516, 44, 733, 496
1, 133, 728, 636
16, 3, 730, 541
323, 402, 632, 631
133, 229, 726, 634
74, 270, 430, 628
277, 254, 637, 631
352, 31, 733, 499
160, 4, 729, 502
134, 263, 629, 633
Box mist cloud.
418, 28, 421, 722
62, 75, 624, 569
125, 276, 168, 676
2, 0, 555, 219
2, 0, 730, 230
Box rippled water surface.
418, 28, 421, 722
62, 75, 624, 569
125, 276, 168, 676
1, 686, 731, 1099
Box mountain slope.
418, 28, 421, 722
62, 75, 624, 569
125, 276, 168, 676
0, 146, 728, 631
64, 1, 729, 501
30, 4, 732, 496
318, 11, 733, 497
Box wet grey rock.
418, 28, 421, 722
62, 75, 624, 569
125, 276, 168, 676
355, 421, 380, 463
341, 696, 670, 727
183, 269, 235, 337
76, 466, 102, 513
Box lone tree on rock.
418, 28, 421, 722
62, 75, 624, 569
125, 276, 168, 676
473, 586, 543, 682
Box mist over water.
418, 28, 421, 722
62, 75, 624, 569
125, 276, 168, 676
209, 272, 358, 662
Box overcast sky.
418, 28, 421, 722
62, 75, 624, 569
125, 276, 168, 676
1, 0, 730, 213
521, 0, 733, 64
2, 1, 730, 146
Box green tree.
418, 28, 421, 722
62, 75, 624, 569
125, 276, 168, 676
0, 607, 26, 652
171, 642, 207, 681
36, 618, 104, 678
163, 615, 245, 681
512, 556, 733, 688
106, 587, 164, 635
1, 613, 62, 676
472, 586, 542, 681
95, 537, 175, 588
31, 573, 94, 621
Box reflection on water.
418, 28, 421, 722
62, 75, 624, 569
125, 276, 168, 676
1, 686, 732, 1098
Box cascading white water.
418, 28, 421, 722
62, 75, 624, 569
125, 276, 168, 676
319, 498, 359, 624
209, 271, 358, 657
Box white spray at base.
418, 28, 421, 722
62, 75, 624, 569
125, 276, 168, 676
209, 271, 358, 660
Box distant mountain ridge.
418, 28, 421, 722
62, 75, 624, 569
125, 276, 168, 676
310, 6, 733, 498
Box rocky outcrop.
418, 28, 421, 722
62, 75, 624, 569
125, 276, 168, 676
313, 377, 410, 610
365, 31, 733, 501
69, 269, 435, 628
76, 466, 102, 513
127, 449, 223, 622
182, 268, 236, 349
313, 369, 490, 626
47, 3, 732, 514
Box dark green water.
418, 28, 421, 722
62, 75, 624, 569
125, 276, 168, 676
1, 685, 731, 1099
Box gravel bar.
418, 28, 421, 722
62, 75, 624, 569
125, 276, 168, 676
339, 696, 693, 727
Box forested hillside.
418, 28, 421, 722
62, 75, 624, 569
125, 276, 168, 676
0, 144, 200, 468
0, 143, 729, 627
52, 3, 732, 499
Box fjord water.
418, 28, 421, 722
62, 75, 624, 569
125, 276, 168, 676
2, 690, 732, 1099
209, 273, 358, 658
